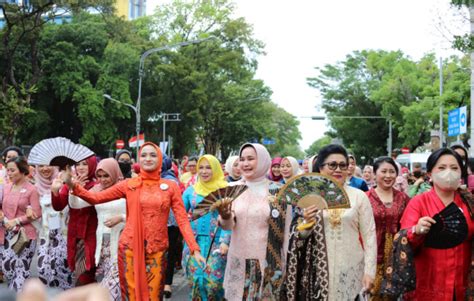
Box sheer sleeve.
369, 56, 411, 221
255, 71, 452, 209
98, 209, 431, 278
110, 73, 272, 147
358, 192, 377, 278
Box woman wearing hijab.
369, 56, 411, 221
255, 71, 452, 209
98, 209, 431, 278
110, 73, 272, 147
181, 154, 230, 300
51, 156, 98, 286
268, 157, 283, 183
36, 165, 73, 290
225, 155, 241, 183
401, 148, 474, 300
62, 142, 205, 301
217, 143, 292, 300
115, 150, 133, 179
280, 156, 301, 183
68, 158, 126, 300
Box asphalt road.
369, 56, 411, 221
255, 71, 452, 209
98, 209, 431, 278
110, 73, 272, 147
0, 253, 191, 300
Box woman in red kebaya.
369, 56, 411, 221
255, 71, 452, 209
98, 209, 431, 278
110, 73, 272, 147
62, 142, 205, 301
51, 156, 98, 286
401, 148, 474, 300
366, 157, 410, 299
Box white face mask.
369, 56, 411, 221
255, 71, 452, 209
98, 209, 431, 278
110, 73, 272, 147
432, 169, 461, 191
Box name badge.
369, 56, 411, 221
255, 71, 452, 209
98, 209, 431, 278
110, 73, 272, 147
271, 208, 280, 218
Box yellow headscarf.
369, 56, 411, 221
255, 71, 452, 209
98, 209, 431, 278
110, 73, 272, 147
193, 155, 228, 196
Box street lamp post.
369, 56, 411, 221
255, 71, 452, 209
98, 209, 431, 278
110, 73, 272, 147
103, 94, 140, 160
105, 37, 215, 160
311, 115, 393, 156
136, 36, 215, 150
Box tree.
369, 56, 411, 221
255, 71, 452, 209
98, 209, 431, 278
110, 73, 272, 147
305, 136, 332, 156
308, 50, 470, 158
0, 0, 115, 146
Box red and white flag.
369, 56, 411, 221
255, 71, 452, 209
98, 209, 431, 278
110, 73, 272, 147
129, 133, 145, 148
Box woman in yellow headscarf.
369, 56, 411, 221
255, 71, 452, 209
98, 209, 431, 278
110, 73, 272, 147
182, 155, 230, 300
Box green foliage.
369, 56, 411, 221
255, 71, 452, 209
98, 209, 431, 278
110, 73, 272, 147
305, 136, 332, 156
1, 0, 301, 158
308, 50, 469, 159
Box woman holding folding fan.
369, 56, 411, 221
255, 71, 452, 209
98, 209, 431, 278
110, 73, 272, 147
365, 157, 410, 299
401, 148, 474, 301
51, 156, 99, 286
61, 142, 205, 301
181, 154, 230, 300
289, 144, 376, 300
216, 143, 293, 300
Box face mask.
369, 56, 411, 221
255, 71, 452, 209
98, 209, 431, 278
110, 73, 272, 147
413, 171, 423, 178
119, 162, 132, 178
431, 169, 461, 191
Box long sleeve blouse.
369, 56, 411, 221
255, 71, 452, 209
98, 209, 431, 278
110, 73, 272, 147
323, 185, 377, 300
0, 182, 41, 243
400, 188, 474, 301
72, 178, 200, 254
51, 184, 98, 272
68, 194, 126, 266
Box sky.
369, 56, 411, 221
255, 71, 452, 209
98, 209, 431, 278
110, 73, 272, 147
146, 0, 467, 151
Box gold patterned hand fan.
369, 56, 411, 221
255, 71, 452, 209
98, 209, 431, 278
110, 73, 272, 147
192, 184, 248, 220
276, 173, 351, 210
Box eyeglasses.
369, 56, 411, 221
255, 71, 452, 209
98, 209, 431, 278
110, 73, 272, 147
321, 161, 349, 171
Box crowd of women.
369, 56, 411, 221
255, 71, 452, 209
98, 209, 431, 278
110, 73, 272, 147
0, 140, 473, 301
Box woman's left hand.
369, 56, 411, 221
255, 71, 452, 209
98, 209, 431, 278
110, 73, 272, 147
193, 251, 207, 269
362, 274, 374, 292
219, 243, 229, 255
4, 219, 17, 231
104, 215, 123, 228
26, 206, 38, 220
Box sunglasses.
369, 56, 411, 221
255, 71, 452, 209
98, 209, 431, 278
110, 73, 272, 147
321, 161, 349, 171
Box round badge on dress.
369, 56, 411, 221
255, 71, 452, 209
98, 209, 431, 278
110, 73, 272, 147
271, 208, 280, 218
160, 183, 169, 191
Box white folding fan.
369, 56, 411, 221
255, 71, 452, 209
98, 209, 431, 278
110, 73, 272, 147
28, 137, 94, 168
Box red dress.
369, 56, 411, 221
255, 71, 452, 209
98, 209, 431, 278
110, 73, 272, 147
366, 188, 410, 264
400, 188, 474, 300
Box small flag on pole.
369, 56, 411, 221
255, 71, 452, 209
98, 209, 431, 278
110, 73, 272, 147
129, 133, 145, 148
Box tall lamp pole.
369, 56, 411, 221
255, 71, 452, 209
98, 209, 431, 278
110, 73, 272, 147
311, 115, 393, 156
103, 94, 140, 160
105, 37, 215, 160
136, 37, 215, 149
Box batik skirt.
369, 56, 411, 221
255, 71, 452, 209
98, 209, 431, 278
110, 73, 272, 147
1, 231, 37, 291
96, 234, 121, 301
118, 243, 167, 301
37, 229, 73, 290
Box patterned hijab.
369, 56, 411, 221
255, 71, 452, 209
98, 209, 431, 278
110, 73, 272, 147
239, 143, 272, 183
193, 155, 228, 196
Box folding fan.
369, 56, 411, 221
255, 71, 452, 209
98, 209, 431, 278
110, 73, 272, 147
276, 173, 351, 210
425, 202, 468, 249
28, 137, 94, 168
192, 185, 248, 220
